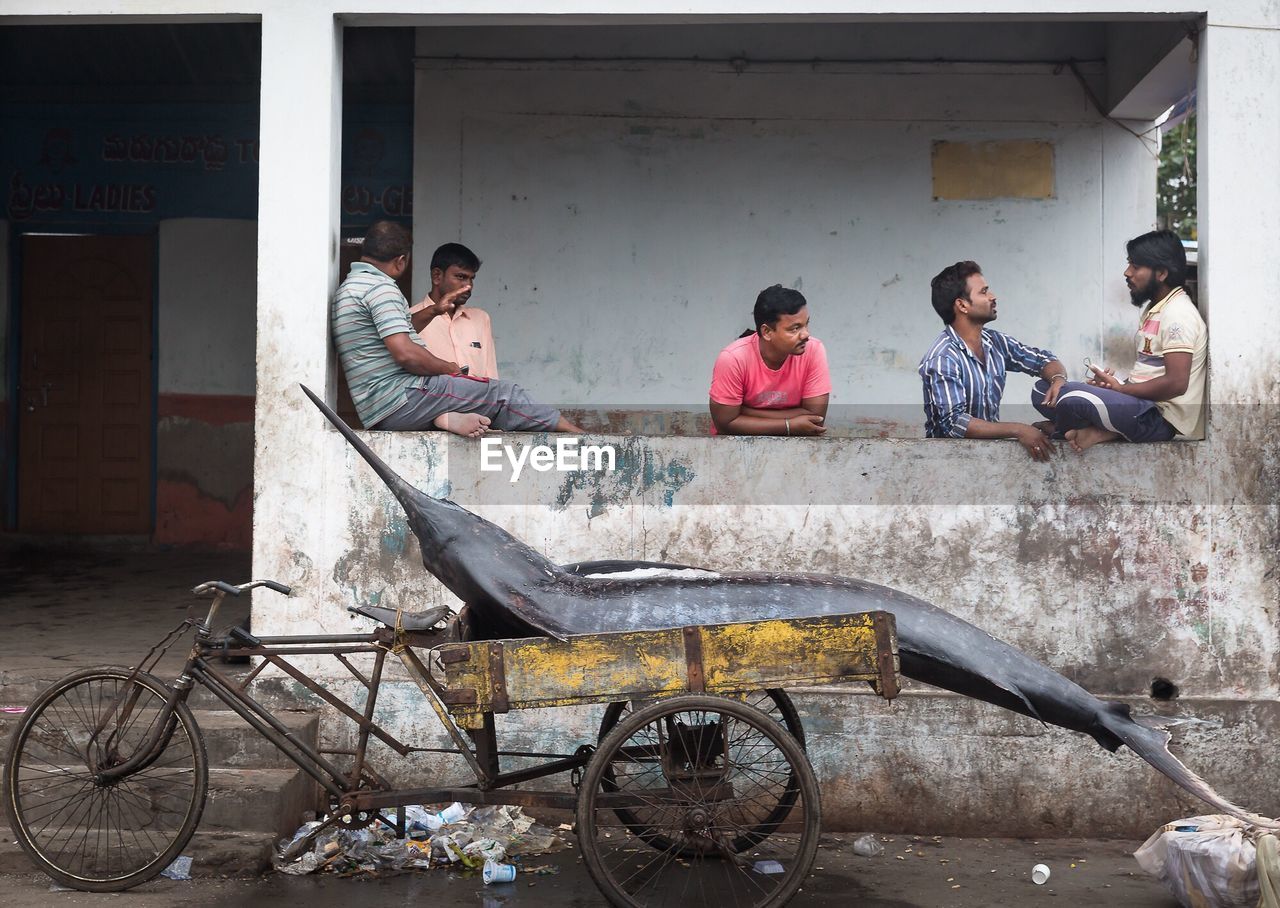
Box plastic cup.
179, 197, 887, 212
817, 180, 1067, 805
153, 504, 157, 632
1032, 863, 1051, 885
483, 859, 517, 885
438, 802, 467, 825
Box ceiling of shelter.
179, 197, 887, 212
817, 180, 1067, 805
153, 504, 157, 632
0, 24, 413, 103
0, 17, 1195, 115
415, 22, 1114, 63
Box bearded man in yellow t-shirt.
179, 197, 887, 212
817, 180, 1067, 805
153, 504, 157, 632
1031, 229, 1206, 453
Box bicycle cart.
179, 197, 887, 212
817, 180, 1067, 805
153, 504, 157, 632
3, 579, 899, 907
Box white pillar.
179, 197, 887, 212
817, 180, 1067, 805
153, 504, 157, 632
253, 10, 343, 605
1198, 17, 1280, 405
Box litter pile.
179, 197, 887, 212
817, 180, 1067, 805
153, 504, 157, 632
275, 803, 569, 878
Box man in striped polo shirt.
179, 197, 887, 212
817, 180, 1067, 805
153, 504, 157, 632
332, 221, 581, 435
918, 261, 1068, 462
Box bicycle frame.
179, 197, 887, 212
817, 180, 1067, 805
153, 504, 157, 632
99, 588, 597, 829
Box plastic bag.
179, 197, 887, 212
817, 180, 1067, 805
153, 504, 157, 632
160, 855, 193, 880
1134, 815, 1259, 908
852, 834, 884, 857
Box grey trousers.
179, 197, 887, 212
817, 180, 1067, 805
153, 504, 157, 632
375, 374, 562, 432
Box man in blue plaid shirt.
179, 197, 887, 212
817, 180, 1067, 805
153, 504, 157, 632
918, 261, 1068, 462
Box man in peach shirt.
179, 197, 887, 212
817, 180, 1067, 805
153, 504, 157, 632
410, 243, 500, 378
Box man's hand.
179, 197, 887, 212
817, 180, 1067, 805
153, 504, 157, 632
430, 285, 471, 318
1015, 424, 1054, 462
788, 414, 827, 436
1086, 365, 1124, 391
1041, 375, 1068, 407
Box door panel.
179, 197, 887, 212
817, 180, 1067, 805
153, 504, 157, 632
18, 234, 155, 534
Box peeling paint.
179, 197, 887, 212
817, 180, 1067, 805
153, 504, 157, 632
553, 436, 696, 514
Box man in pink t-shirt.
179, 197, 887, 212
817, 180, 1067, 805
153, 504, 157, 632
708, 285, 831, 435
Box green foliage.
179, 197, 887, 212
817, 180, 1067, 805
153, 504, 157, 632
1157, 111, 1196, 240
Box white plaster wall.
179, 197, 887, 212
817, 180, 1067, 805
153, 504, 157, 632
413, 60, 1157, 421
157, 218, 258, 395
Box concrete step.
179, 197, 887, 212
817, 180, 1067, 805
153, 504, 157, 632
2, 702, 321, 850
0, 708, 319, 772
195, 710, 319, 770
0, 664, 256, 714
203, 767, 319, 838
0, 829, 277, 878
2, 766, 316, 840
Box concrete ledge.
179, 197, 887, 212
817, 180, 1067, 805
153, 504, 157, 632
241, 675, 1280, 839
252, 403, 1278, 837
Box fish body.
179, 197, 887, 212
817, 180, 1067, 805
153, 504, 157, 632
302, 385, 1274, 827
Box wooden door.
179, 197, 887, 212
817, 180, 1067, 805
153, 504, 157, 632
18, 234, 155, 534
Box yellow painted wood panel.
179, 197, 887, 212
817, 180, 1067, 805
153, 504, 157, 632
698, 615, 884, 690
435, 612, 896, 723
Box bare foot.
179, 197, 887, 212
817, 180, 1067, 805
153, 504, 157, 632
1064, 426, 1120, 453
433, 412, 491, 438
556, 416, 586, 434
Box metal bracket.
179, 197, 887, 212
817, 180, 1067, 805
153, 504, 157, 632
682, 625, 706, 693
871, 611, 900, 701
436, 646, 471, 665
488, 643, 510, 713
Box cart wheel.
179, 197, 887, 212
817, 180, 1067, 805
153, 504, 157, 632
3, 667, 208, 892
578, 695, 820, 908
598, 690, 805, 857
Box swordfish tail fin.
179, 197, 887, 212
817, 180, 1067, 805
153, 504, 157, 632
300, 383, 426, 510
1099, 703, 1280, 829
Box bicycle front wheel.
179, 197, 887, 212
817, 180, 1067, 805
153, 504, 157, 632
3, 666, 208, 891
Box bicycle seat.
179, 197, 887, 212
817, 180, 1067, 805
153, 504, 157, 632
348, 604, 450, 632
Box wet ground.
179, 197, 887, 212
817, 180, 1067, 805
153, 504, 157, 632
0, 546, 1178, 906
0, 545, 251, 689
0, 835, 1176, 907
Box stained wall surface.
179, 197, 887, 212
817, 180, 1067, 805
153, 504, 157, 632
156, 218, 257, 548
411, 57, 1154, 429
246, 7, 1278, 837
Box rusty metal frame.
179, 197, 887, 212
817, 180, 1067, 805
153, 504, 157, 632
871, 612, 901, 700
120, 606, 903, 827
195, 630, 506, 784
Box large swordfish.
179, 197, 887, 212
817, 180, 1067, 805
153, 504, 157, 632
303, 385, 1274, 826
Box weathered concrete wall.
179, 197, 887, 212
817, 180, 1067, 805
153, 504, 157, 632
413, 56, 1157, 429
248, 422, 1279, 836
156, 218, 256, 549
224, 2, 1277, 840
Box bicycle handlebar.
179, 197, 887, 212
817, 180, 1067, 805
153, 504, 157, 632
192, 579, 293, 597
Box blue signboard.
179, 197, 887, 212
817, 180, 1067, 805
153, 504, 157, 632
2, 102, 412, 225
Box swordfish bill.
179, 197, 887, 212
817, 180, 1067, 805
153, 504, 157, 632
303, 384, 1277, 828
